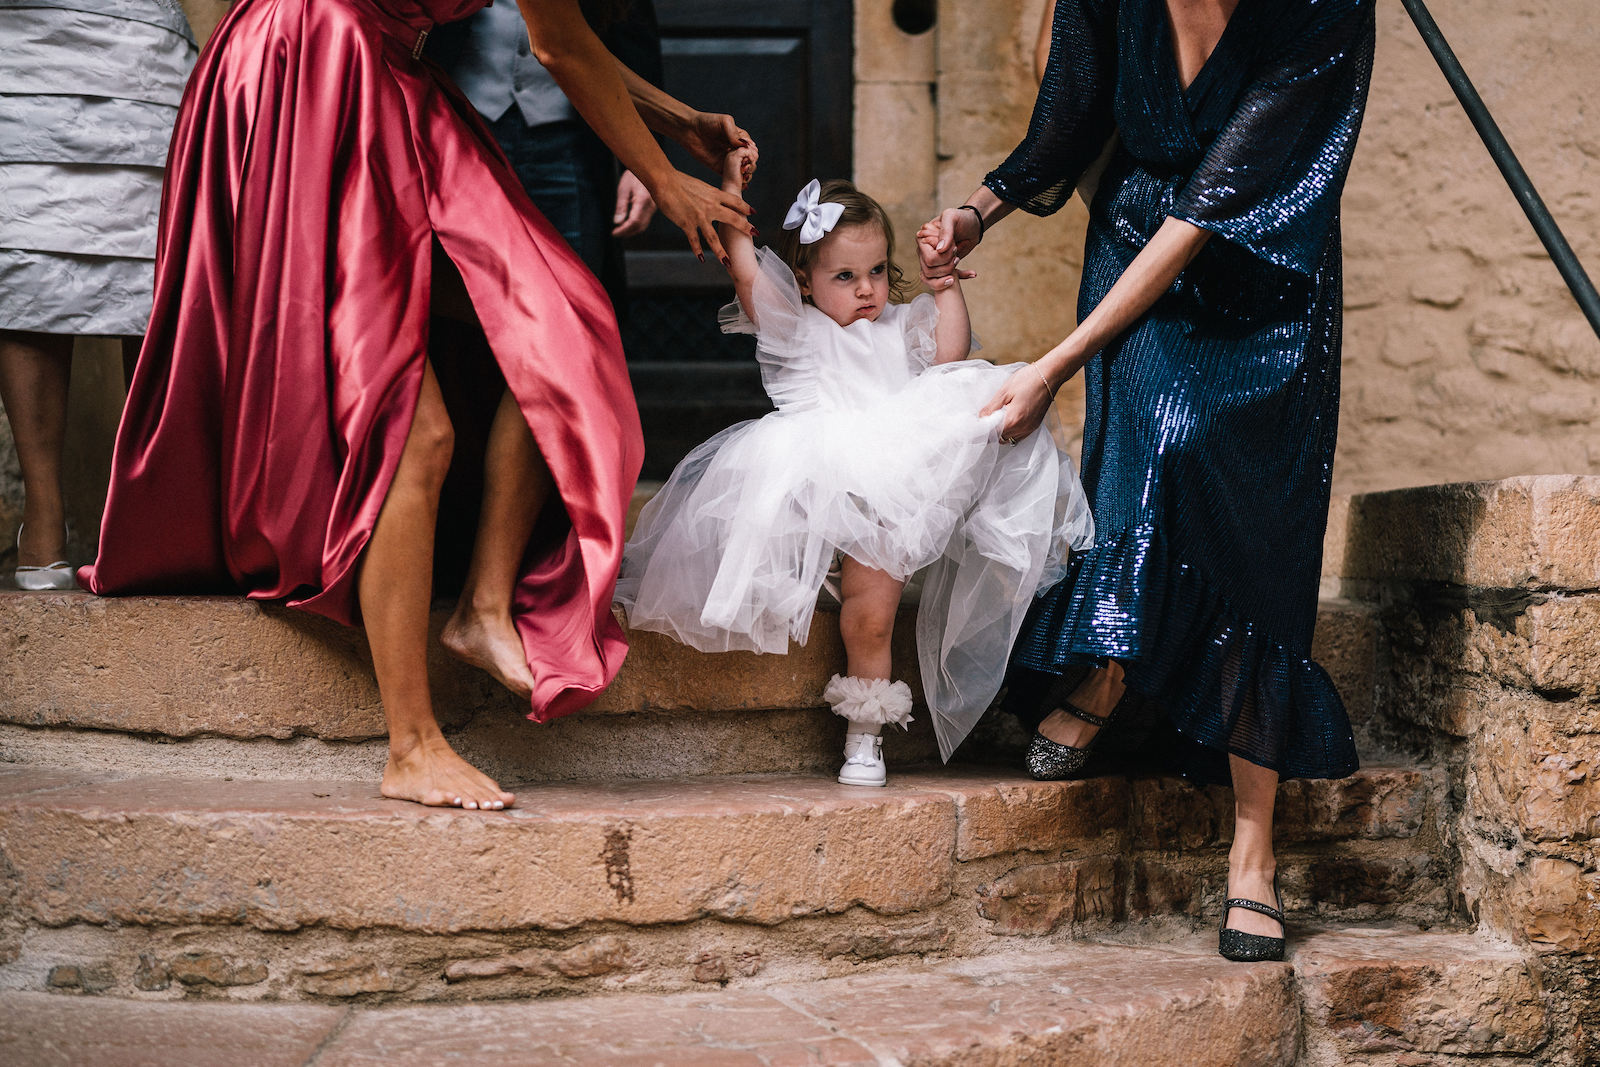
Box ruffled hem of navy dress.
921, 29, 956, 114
1008, 521, 1358, 784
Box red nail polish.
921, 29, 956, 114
751, 227, 761, 238
721, 256, 731, 268
697, 253, 705, 262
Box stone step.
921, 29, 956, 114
0, 929, 1547, 1066
0, 765, 1450, 1002
1292, 927, 1553, 1063
0, 591, 1375, 782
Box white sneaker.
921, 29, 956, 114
837, 731, 886, 787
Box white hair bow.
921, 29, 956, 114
783, 179, 845, 245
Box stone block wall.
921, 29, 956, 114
1338, 0, 1600, 494
1331, 475, 1600, 1063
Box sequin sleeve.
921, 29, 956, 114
718, 246, 820, 411
1170, 0, 1376, 275
982, 0, 1118, 217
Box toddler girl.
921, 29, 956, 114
616, 154, 1093, 784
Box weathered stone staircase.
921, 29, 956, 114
1, 476, 1594, 1064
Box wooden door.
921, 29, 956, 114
620, 0, 853, 479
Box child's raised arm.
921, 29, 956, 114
717, 147, 761, 325
919, 232, 973, 364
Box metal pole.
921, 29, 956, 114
1399, 0, 1600, 340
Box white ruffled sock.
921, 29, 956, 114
823, 675, 914, 732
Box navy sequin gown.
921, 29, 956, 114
994, 0, 1375, 783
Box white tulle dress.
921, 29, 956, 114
615, 248, 1095, 758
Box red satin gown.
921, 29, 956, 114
81, 0, 645, 721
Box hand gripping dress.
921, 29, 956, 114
994, 0, 1375, 782
617, 248, 1095, 758
80, 0, 644, 721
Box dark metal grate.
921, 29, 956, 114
620, 293, 757, 363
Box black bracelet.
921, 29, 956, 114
958, 203, 985, 239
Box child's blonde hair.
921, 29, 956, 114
775, 179, 912, 304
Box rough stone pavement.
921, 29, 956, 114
0, 942, 1299, 1067
1, 927, 1550, 1066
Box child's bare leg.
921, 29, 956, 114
366, 363, 514, 810
836, 556, 906, 732
838, 557, 904, 674
440, 388, 550, 699
831, 557, 909, 787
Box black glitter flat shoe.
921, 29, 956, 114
1218, 876, 1286, 962
1025, 700, 1116, 781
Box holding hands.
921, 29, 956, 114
917, 201, 1056, 443
916, 208, 981, 290
648, 112, 758, 265
682, 111, 758, 176
648, 118, 757, 266
723, 143, 758, 190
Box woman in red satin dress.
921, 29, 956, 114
81, 0, 757, 809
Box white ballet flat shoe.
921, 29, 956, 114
13, 524, 76, 591
837, 731, 887, 787
15, 561, 77, 591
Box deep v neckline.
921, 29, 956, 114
1160, 0, 1252, 98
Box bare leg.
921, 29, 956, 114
0, 330, 74, 565
440, 388, 552, 698
1038, 659, 1126, 746
366, 362, 514, 810
837, 556, 906, 735
1224, 755, 1282, 937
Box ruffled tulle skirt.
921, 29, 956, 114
617, 359, 1094, 759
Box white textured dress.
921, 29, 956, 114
616, 248, 1095, 758
0, 0, 197, 335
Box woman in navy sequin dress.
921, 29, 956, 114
920, 0, 1374, 960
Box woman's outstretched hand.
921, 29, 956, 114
681, 111, 758, 176
981, 364, 1057, 443
652, 171, 754, 265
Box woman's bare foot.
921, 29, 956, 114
381, 732, 515, 810
441, 604, 536, 699
1039, 660, 1126, 746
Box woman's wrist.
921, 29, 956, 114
958, 204, 985, 243
1036, 342, 1083, 393
632, 149, 680, 196
1028, 362, 1057, 398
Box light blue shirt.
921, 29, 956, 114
445, 3, 576, 127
